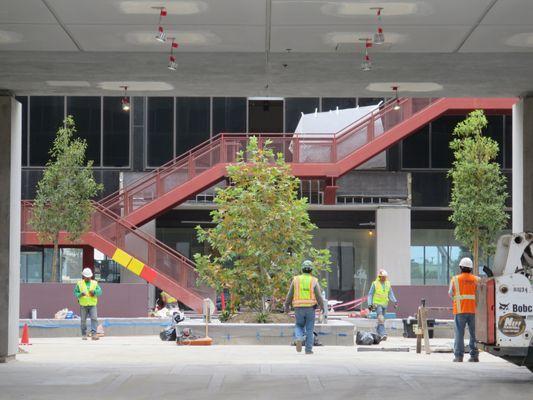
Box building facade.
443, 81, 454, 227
18, 95, 512, 317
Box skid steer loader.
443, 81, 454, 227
477, 232, 533, 372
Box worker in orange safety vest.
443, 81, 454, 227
449, 257, 480, 362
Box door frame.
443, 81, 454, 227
246, 97, 285, 133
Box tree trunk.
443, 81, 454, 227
473, 231, 479, 276
51, 234, 59, 282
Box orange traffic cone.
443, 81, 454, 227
20, 323, 31, 345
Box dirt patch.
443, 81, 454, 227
226, 312, 293, 324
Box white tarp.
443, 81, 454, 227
292, 104, 385, 166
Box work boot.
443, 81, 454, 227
453, 357, 463, 362
295, 340, 302, 353
305, 350, 314, 355
468, 356, 479, 362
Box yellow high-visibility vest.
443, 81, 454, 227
372, 279, 391, 307
77, 280, 99, 306
161, 291, 177, 304
292, 274, 318, 307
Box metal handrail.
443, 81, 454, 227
21, 200, 197, 271
98, 98, 401, 208
100, 97, 441, 217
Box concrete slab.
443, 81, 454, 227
0, 336, 531, 400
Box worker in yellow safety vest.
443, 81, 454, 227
160, 291, 178, 307
449, 257, 480, 363
284, 260, 326, 354
367, 269, 398, 340
74, 268, 102, 340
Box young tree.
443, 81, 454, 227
31, 116, 103, 282
448, 110, 508, 275
194, 137, 331, 314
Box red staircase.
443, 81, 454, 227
21, 201, 213, 312
21, 97, 516, 310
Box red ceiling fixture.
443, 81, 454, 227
120, 85, 130, 112
153, 7, 167, 43
371, 7, 385, 45
359, 38, 372, 71
167, 37, 179, 71
392, 86, 401, 110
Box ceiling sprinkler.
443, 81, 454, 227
371, 7, 385, 45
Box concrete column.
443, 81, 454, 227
0, 95, 21, 363
376, 207, 411, 285
512, 99, 524, 233
513, 97, 533, 232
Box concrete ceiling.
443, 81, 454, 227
1, 0, 533, 97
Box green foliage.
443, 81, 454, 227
31, 116, 103, 281
255, 311, 271, 324
218, 308, 233, 323
448, 110, 508, 272
194, 137, 331, 312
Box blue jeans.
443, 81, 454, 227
454, 313, 478, 358
376, 305, 386, 336
294, 307, 316, 352
80, 305, 98, 336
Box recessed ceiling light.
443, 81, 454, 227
97, 81, 174, 91
0, 30, 23, 44
46, 81, 91, 87
366, 82, 443, 92
125, 31, 219, 46
322, 2, 420, 17
119, 1, 208, 15
505, 33, 533, 48
325, 32, 404, 46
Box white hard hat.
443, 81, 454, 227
459, 257, 473, 269
378, 269, 388, 277
82, 268, 93, 278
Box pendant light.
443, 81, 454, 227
153, 7, 167, 43
120, 85, 130, 112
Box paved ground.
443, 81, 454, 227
1, 337, 531, 400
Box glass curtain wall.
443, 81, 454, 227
29, 96, 65, 166
103, 97, 130, 167
411, 230, 469, 285
176, 97, 210, 155
213, 97, 247, 135
67, 96, 101, 165
147, 97, 174, 166
21, 248, 84, 283
312, 229, 375, 302
410, 229, 504, 285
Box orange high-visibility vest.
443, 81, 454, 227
451, 273, 479, 314
292, 274, 318, 307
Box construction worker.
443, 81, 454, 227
367, 269, 398, 340
449, 257, 480, 362
160, 291, 178, 308
74, 268, 102, 340
284, 260, 326, 354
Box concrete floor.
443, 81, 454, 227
1, 337, 531, 400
